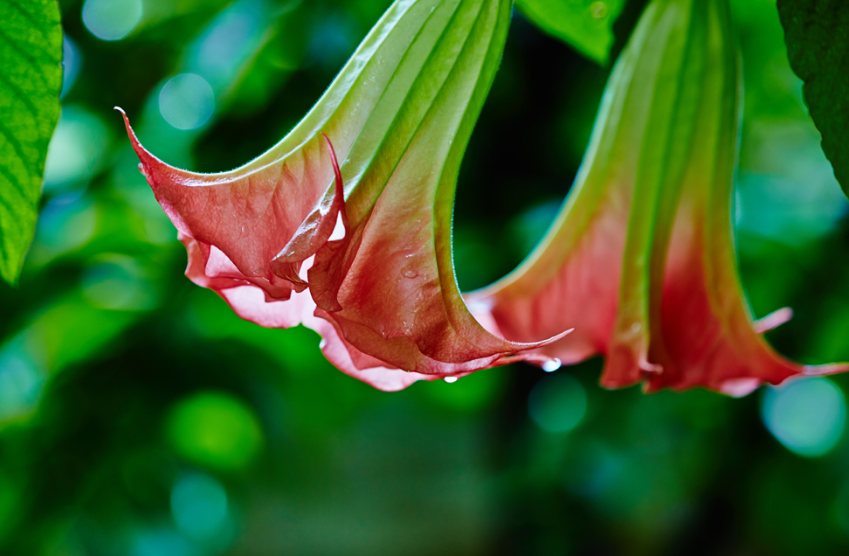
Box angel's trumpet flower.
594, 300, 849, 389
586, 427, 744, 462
467, 0, 847, 395
120, 0, 568, 391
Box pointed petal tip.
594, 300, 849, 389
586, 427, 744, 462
114, 106, 133, 135
494, 327, 574, 368
114, 107, 160, 173
639, 358, 662, 375
320, 132, 348, 229
801, 362, 849, 377
521, 326, 574, 350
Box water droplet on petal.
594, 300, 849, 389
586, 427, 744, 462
444, 376, 458, 383
542, 358, 562, 373
403, 269, 418, 279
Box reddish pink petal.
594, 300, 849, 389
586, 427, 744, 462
467, 0, 847, 395
643, 103, 849, 392
301, 303, 439, 391
295, 0, 568, 377
305, 143, 570, 375
119, 109, 342, 301
118, 0, 569, 389
181, 233, 309, 328
465, 190, 627, 369
641, 0, 848, 392
270, 134, 349, 288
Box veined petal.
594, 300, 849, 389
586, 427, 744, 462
643, 0, 849, 393
119, 0, 448, 311
468, 0, 848, 394
468, 0, 692, 380
305, 0, 569, 375
122, 0, 568, 387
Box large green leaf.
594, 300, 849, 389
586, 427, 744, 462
0, 0, 63, 285
777, 0, 849, 196
514, 0, 625, 64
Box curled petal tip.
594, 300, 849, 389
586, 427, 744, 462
538, 327, 574, 346
801, 362, 849, 377
754, 307, 794, 334
499, 327, 574, 364
320, 133, 348, 229
640, 359, 663, 375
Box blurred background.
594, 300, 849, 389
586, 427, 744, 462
1, 0, 848, 554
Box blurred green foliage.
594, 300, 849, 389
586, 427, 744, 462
0, 0, 848, 554
514, 0, 624, 63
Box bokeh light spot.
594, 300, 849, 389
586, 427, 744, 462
159, 74, 215, 130
34, 196, 97, 256
528, 374, 587, 433
0, 347, 43, 422
132, 529, 197, 556
761, 378, 846, 457
81, 255, 156, 311
82, 0, 143, 41
43, 106, 110, 192
61, 37, 82, 97
166, 391, 264, 471
171, 473, 229, 541
188, 2, 266, 92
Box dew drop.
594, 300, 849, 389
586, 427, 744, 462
542, 358, 562, 373
444, 376, 458, 383
403, 269, 418, 279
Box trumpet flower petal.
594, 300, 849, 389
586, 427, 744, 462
467, 0, 848, 394
121, 0, 568, 389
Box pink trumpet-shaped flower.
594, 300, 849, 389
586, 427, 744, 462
466, 0, 847, 395
120, 0, 568, 391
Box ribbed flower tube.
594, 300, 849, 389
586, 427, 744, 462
467, 0, 848, 395
120, 0, 568, 391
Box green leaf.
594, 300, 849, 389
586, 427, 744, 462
0, 0, 63, 285
777, 0, 849, 197
514, 0, 625, 64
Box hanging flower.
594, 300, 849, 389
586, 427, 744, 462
466, 0, 848, 395
119, 0, 568, 391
